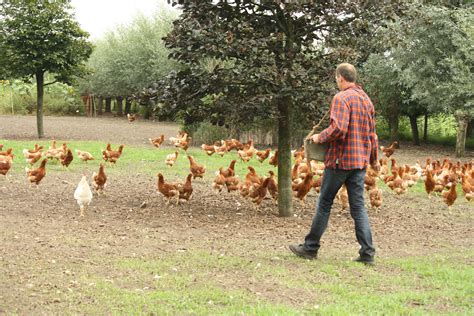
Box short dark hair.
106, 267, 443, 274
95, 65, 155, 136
336, 63, 357, 82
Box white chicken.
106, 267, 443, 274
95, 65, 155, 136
74, 175, 93, 217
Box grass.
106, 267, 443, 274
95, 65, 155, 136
0, 139, 277, 180
3, 139, 473, 314
67, 250, 474, 315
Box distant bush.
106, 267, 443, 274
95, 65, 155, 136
190, 122, 230, 145
0, 80, 82, 115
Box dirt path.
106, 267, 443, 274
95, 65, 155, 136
0, 115, 473, 314
0, 115, 179, 145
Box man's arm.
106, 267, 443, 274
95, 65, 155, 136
368, 107, 379, 166
318, 95, 349, 143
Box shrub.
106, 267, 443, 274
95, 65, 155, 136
191, 122, 230, 145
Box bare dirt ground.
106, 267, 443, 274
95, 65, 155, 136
0, 115, 473, 314
0, 115, 179, 146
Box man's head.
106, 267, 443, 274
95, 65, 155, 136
335, 63, 357, 90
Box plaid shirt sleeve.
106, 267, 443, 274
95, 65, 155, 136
368, 107, 378, 164
318, 94, 349, 143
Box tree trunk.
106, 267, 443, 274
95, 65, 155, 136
277, 96, 293, 217
116, 96, 123, 116
105, 97, 112, 113
125, 97, 132, 114
35, 70, 45, 138
143, 105, 151, 119
409, 114, 420, 146
454, 111, 469, 158
467, 119, 473, 138
97, 96, 103, 115
423, 112, 428, 143
388, 113, 399, 142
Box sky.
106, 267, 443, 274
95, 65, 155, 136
70, 0, 178, 40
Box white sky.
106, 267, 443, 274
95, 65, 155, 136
70, 0, 177, 40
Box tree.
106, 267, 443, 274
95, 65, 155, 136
79, 8, 180, 116
0, 0, 92, 138
161, 0, 406, 217
389, 3, 473, 156
362, 54, 426, 145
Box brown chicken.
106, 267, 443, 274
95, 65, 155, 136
293, 172, 314, 206
237, 140, 256, 162
424, 169, 436, 197
0, 148, 13, 156
380, 141, 398, 158
105, 145, 124, 165
387, 167, 407, 195
224, 139, 243, 151
127, 113, 137, 122
336, 184, 349, 211
269, 150, 278, 167
212, 169, 226, 192
461, 174, 473, 202
249, 177, 271, 206
201, 143, 216, 156
256, 148, 271, 163
22, 149, 42, 165
177, 136, 192, 151
188, 155, 206, 179
178, 174, 193, 202
45, 142, 66, 160
442, 182, 457, 209
26, 158, 47, 185
0, 152, 14, 177
312, 175, 323, 194
245, 166, 262, 185
92, 163, 107, 195
266, 170, 278, 202
214, 141, 228, 157
60, 148, 74, 168
157, 173, 180, 205
26, 144, 43, 154
225, 175, 240, 193
165, 151, 179, 167
149, 135, 165, 149
239, 180, 254, 198
75, 149, 95, 162
222, 160, 237, 178
369, 185, 383, 211
225, 139, 245, 151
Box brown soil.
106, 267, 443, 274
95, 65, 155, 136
0, 115, 473, 314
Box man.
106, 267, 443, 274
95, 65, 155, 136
289, 63, 379, 265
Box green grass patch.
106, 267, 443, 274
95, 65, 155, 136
0, 139, 278, 180
68, 250, 474, 315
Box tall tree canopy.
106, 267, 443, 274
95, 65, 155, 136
0, 0, 92, 138
364, 1, 473, 156
78, 7, 180, 117
158, 0, 406, 216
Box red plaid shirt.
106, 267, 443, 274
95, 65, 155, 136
318, 85, 378, 170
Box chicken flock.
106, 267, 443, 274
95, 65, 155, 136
0, 136, 472, 217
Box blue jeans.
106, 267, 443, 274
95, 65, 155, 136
304, 167, 375, 258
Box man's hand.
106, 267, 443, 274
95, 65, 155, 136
311, 134, 320, 144
370, 161, 380, 172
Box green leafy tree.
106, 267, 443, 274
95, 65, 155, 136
161, 0, 406, 217
0, 0, 92, 138
79, 7, 180, 116
389, 3, 473, 156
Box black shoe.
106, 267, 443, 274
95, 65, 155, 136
353, 256, 374, 265
289, 244, 317, 260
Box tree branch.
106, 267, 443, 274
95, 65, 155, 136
44, 80, 59, 86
